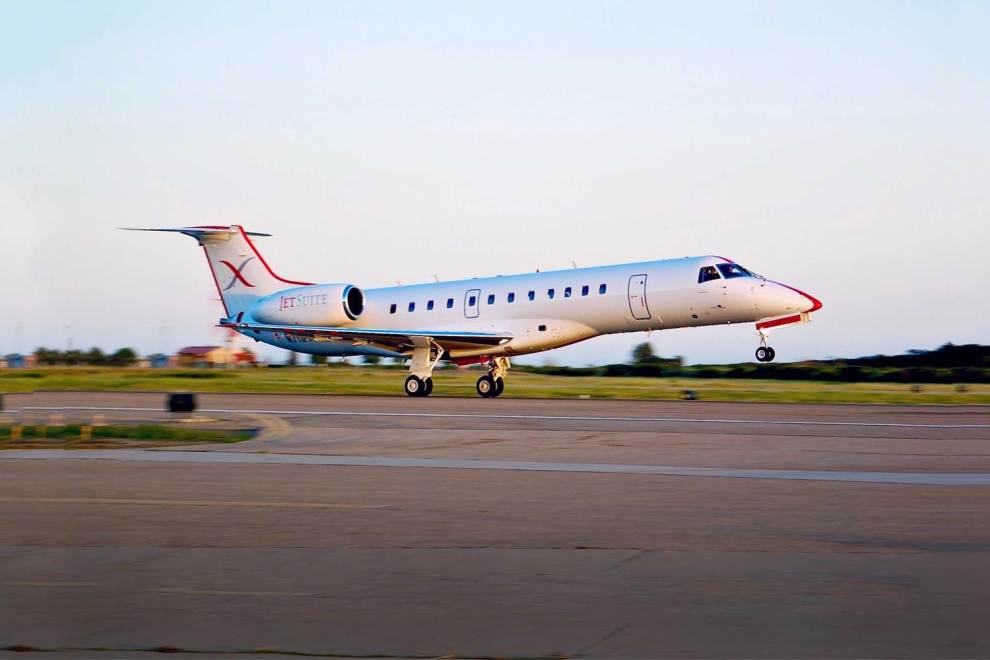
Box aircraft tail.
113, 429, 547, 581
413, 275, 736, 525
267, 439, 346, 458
123, 225, 312, 318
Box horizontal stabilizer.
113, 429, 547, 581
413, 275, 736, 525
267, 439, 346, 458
120, 226, 272, 238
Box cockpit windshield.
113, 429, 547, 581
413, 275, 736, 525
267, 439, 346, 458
716, 263, 753, 279
698, 266, 721, 283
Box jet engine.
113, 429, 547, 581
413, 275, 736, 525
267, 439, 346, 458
250, 284, 364, 326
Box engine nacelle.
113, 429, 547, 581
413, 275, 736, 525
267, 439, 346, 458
250, 284, 364, 326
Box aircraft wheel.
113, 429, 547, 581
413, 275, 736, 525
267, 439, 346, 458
492, 377, 505, 397
765, 347, 776, 362
755, 347, 769, 362
405, 375, 425, 397
423, 377, 434, 396
476, 375, 496, 398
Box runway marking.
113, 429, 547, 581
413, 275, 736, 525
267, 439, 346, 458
3, 449, 990, 485
0, 496, 385, 509
18, 405, 990, 429
6, 581, 98, 588
157, 587, 317, 597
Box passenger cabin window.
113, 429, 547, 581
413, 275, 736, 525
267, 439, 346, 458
427, 300, 434, 311
581, 285, 589, 296
528, 290, 535, 301
487, 294, 495, 305
599, 283, 607, 294
446, 298, 454, 309
468, 295, 476, 306
564, 286, 572, 298
698, 266, 721, 283
547, 288, 555, 299
507, 292, 515, 303
716, 263, 752, 279
408, 302, 416, 312
389, 303, 397, 314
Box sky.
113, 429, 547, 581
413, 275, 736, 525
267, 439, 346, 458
1, 0, 987, 365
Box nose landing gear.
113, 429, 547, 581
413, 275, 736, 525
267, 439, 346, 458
755, 329, 776, 363
477, 357, 510, 398
755, 346, 776, 362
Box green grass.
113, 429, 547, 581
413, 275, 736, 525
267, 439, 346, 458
0, 423, 253, 444
1, 366, 988, 404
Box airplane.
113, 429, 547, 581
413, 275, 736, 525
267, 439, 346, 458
128, 225, 822, 397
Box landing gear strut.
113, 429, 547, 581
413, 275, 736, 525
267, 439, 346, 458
405, 344, 443, 397
755, 329, 776, 363
477, 357, 510, 398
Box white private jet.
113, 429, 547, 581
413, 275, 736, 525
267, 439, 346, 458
130, 225, 822, 397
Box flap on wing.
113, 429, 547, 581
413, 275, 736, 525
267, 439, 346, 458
222, 321, 512, 352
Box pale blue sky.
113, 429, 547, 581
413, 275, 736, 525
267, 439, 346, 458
1, 1, 987, 364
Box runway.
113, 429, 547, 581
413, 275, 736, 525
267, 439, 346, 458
8, 448, 990, 485
2, 392, 989, 657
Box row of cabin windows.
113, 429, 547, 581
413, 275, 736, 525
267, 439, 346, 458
389, 298, 456, 314
388, 283, 607, 314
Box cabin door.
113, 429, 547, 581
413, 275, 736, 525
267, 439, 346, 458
628, 274, 651, 320
464, 288, 481, 318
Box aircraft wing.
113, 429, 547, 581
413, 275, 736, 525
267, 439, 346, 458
221, 320, 512, 353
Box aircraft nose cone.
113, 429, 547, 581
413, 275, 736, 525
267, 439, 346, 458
779, 283, 822, 314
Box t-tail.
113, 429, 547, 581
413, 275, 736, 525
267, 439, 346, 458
122, 225, 312, 318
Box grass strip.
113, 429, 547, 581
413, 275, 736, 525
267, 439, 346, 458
0, 423, 252, 444
1, 367, 988, 404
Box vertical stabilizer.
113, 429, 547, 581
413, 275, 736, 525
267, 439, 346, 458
123, 225, 312, 318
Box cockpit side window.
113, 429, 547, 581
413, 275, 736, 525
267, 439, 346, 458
698, 266, 721, 283
716, 263, 752, 279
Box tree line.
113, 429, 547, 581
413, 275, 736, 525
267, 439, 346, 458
32, 347, 138, 366
516, 342, 990, 384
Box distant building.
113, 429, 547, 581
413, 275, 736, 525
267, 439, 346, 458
4, 354, 26, 368
148, 353, 170, 368
175, 346, 256, 368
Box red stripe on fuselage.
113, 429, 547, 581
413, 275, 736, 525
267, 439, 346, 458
236, 225, 313, 287
772, 280, 823, 313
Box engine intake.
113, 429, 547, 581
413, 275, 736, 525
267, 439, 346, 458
250, 284, 365, 326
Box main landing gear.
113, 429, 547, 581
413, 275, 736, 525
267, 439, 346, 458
404, 345, 444, 397
402, 348, 511, 399
476, 357, 510, 398
755, 329, 776, 363
404, 374, 433, 397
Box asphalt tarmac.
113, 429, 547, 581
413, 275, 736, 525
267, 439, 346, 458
1, 392, 989, 658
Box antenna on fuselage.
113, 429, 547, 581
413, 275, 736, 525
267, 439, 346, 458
570, 260, 577, 269
432, 275, 439, 283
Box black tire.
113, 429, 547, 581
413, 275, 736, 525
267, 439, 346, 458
765, 347, 776, 362
755, 347, 769, 362
476, 375, 496, 398
492, 377, 505, 397
423, 377, 434, 396
404, 375, 424, 397
167, 393, 196, 413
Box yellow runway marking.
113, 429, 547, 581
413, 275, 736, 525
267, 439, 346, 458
156, 587, 317, 597
0, 497, 385, 509
242, 412, 293, 442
